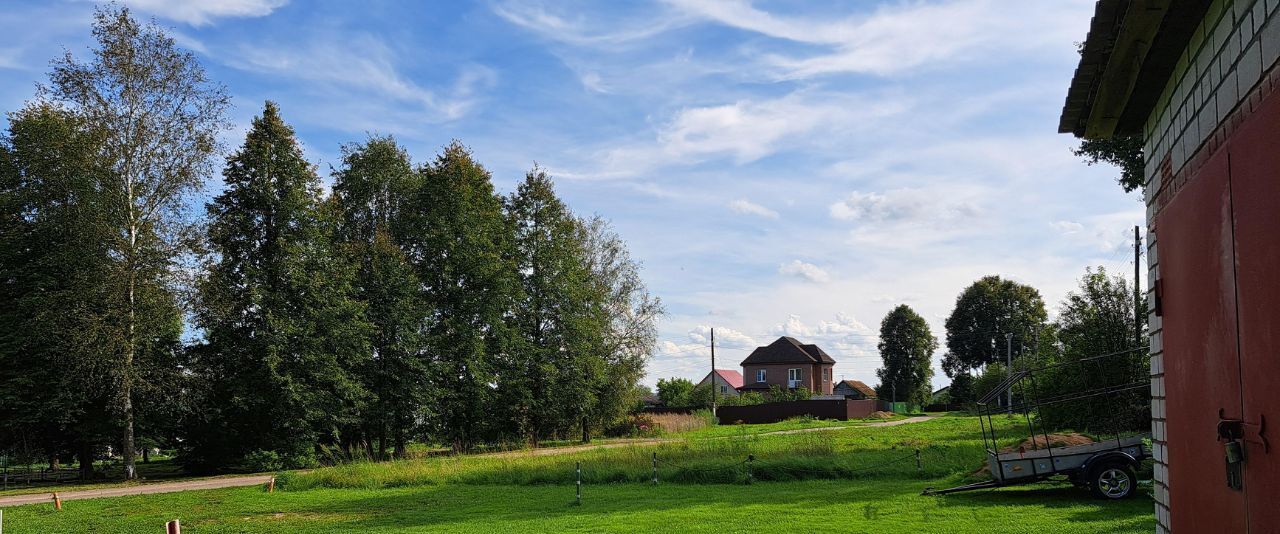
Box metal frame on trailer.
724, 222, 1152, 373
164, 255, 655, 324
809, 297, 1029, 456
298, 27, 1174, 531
924, 347, 1151, 496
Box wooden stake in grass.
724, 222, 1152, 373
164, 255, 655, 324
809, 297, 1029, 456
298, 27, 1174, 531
268, 477, 276, 493
52, 492, 62, 511
166, 519, 181, 534
575, 462, 582, 505
652, 452, 658, 486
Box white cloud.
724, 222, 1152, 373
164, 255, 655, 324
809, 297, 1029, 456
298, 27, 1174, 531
728, 199, 778, 219
1051, 220, 1084, 234
778, 260, 829, 283
121, 0, 287, 26
687, 325, 757, 349
561, 90, 910, 179
663, 0, 1086, 78
829, 188, 979, 223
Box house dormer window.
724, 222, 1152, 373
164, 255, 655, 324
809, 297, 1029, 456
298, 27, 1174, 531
756, 369, 766, 383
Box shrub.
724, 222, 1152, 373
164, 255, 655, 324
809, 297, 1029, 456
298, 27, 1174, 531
244, 450, 282, 472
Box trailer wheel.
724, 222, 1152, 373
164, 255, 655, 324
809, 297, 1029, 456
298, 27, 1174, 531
1088, 462, 1136, 499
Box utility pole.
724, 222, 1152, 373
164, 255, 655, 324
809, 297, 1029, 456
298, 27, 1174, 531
1134, 225, 1143, 348
710, 327, 716, 417
1006, 333, 1013, 414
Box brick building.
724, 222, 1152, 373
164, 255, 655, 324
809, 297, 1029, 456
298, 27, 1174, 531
1061, 1, 1280, 531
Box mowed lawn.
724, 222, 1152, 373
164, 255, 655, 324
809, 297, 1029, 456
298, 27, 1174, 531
0, 416, 1155, 533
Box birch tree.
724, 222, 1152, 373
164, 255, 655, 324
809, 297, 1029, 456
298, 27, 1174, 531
43, 5, 229, 477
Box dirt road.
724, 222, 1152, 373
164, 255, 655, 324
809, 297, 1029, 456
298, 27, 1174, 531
0, 475, 273, 508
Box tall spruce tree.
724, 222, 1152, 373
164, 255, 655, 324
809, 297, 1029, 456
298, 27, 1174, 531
42, 5, 229, 478
332, 136, 425, 458
874, 304, 937, 407
190, 102, 369, 470
406, 141, 518, 451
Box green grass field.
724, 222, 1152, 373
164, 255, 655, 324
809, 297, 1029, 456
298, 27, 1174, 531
0, 415, 1155, 533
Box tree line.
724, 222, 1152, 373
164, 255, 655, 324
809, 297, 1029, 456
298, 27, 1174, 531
873, 269, 1148, 433
0, 6, 659, 476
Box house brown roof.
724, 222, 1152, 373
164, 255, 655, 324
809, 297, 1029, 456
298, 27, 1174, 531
836, 380, 877, 398
740, 337, 836, 366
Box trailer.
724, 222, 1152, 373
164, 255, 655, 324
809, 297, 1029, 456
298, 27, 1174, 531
923, 347, 1151, 499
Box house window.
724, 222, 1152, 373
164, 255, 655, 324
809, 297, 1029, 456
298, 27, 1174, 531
720, 385, 728, 394
823, 368, 831, 383
756, 369, 766, 383
788, 368, 802, 386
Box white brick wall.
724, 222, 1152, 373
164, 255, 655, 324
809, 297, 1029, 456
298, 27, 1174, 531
1142, 0, 1280, 531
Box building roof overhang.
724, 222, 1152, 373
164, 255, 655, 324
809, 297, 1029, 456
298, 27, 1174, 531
1059, 0, 1211, 138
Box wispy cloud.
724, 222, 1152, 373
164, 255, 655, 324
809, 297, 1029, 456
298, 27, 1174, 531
226, 35, 496, 124
663, 0, 1087, 79
560, 90, 910, 179
492, 1, 690, 48
778, 260, 830, 283
120, 0, 288, 26
728, 199, 778, 219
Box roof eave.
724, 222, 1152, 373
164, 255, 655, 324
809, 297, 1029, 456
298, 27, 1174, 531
1060, 0, 1209, 139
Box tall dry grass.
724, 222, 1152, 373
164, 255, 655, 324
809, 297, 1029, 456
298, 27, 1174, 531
648, 412, 709, 434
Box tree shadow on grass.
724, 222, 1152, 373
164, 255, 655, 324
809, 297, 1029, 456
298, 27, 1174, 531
273, 478, 1153, 532
930, 483, 1154, 528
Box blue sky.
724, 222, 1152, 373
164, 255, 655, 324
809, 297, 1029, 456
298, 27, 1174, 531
0, 0, 1143, 390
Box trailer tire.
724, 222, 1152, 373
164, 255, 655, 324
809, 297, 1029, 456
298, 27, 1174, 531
1088, 461, 1136, 500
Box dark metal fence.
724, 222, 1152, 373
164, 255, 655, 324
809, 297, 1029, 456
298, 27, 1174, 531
716, 399, 890, 424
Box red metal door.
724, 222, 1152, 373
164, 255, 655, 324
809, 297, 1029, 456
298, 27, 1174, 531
1228, 85, 1280, 531
1157, 145, 1246, 533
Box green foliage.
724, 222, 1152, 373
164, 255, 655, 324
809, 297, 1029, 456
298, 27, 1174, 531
874, 305, 937, 406
405, 141, 520, 451
766, 385, 812, 402
1072, 134, 1146, 193
0, 104, 117, 474
41, 4, 230, 478
971, 362, 1008, 407
1036, 267, 1149, 433
187, 102, 371, 470
656, 377, 696, 408
947, 372, 976, 406
332, 135, 425, 458
942, 275, 1048, 378
719, 391, 766, 406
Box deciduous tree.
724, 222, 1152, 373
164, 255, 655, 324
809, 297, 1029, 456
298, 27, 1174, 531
874, 305, 937, 407
43, 5, 229, 478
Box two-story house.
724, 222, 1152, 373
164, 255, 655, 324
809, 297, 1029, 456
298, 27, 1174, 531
737, 337, 835, 395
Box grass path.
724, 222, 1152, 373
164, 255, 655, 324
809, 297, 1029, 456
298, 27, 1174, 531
0, 415, 936, 507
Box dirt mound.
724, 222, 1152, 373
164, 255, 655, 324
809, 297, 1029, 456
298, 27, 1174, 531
1003, 433, 1094, 453
868, 411, 896, 420
970, 433, 1095, 477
